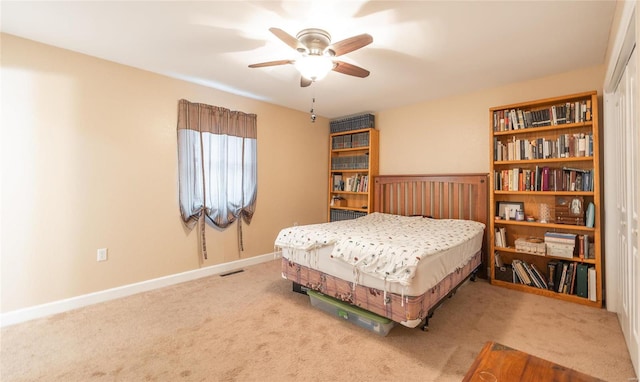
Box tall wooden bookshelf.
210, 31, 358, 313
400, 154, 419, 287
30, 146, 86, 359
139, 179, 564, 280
489, 91, 602, 307
328, 128, 379, 222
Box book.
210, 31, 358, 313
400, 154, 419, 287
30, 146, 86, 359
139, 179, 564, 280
561, 263, 573, 294
522, 261, 544, 289
557, 262, 569, 293
512, 260, 533, 286
588, 267, 596, 301
576, 263, 589, 298
545, 242, 576, 259
513, 265, 520, 284
530, 263, 548, 289
578, 235, 585, 259
494, 252, 504, 268
545, 232, 576, 240
554, 261, 565, 292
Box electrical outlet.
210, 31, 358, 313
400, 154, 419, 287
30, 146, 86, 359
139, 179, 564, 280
97, 248, 108, 262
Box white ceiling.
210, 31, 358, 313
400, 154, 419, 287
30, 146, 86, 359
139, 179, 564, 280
1, 1, 616, 119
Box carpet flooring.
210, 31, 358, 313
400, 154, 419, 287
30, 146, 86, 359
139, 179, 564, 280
1, 259, 636, 381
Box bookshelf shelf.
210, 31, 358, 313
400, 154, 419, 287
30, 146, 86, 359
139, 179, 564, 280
330, 169, 367, 174
494, 190, 594, 196
329, 206, 368, 212
493, 121, 593, 136
332, 191, 368, 195
331, 147, 371, 153
494, 220, 596, 232
491, 279, 600, 307
494, 157, 593, 165
489, 91, 602, 307
328, 127, 379, 222
494, 246, 597, 264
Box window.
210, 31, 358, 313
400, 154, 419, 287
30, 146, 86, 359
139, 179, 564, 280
177, 99, 257, 259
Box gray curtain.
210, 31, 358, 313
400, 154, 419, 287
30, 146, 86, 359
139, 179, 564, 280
177, 99, 257, 259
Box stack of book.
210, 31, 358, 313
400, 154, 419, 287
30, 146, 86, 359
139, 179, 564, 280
544, 232, 577, 259
511, 259, 548, 289
329, 209, 367, 222
330, 114, 375, 133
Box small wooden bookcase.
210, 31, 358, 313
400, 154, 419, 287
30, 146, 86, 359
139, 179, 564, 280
327, 127, 379, 222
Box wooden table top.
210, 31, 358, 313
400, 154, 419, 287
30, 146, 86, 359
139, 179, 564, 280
463, 341, 605, 382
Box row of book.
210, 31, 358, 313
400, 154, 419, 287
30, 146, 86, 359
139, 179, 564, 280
547, 261, 596, 301
494, 230, 593, 260
329, 209, 367, 222
330, 114, 375, 133
504, 258, 596, 301
331, 132, 370, 150
494, 133, 593, 161
492, 100, 592, 131
331, 155, 369, 170
494, 166, 594, 192
333, 174, 369, 193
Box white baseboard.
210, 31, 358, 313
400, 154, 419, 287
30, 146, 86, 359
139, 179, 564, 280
1, 252, 282, 328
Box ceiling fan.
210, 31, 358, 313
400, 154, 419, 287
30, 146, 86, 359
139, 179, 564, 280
249, 27, 373, 87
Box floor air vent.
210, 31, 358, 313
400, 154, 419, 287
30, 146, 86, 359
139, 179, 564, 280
220, 269, 244, 277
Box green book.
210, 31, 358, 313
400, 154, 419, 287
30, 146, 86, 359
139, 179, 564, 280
576, 263, 589, 298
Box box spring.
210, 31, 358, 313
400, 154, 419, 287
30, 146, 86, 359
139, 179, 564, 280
282, 250, 481, 328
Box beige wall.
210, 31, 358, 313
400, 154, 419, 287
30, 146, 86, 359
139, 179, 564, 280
1, 32, 607, 315
377, 65, 605, 175
0, 34, 329, 313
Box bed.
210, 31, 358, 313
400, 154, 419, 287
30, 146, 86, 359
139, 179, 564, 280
276, 174, 488, 330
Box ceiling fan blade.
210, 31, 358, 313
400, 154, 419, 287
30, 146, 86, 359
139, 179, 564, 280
269, 27, 307, 52
248, 59, 293, 68
329, 34, 373, 57
332, 61, 370, 78
300, 77, 312, 87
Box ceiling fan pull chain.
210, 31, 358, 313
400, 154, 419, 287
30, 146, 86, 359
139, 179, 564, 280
310, 97, 317, 123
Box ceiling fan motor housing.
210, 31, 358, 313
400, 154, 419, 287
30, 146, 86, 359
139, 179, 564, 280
296, 28, 333, 56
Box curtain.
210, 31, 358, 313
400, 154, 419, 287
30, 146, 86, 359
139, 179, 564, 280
177, 99, 257, 259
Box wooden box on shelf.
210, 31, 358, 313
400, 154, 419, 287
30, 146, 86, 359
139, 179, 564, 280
332, 197, 347, 207
488, 91, 601, 307
514, 237, 546, 255
555, 195, 585, 225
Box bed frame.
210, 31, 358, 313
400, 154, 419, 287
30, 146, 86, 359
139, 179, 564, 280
282, 173, 488, 330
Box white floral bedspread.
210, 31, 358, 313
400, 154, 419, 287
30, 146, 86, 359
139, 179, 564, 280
275, 212, 485, 286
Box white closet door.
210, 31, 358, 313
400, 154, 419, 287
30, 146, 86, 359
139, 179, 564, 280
626, 49, 639, 375
615, 48, 639, 376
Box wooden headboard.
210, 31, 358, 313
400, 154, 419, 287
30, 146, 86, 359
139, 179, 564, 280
373, 174, 489, 276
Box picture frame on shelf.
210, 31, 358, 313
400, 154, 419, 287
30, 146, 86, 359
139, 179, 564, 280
496, 201, 524, 220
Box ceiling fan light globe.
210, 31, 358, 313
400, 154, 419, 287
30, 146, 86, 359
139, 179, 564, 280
294, 55, 334, 81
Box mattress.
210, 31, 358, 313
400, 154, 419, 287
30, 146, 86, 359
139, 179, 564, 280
275, 212, 485, 297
